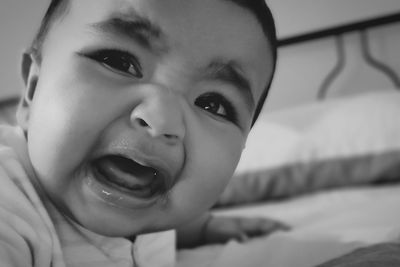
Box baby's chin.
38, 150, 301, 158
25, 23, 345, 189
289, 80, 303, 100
69, 201, 173, 237
67, 171, 201, 238
49, 152, 226, 237
44, 167, 172, 238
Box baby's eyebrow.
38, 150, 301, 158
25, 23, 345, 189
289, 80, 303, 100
89, 10, 169, 54
203, 61, 255, 112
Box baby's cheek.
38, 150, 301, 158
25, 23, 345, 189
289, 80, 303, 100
180, 139, 240, 206
171, 112, 245, 219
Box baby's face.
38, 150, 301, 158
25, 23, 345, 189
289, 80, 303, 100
22, 0, 273, 236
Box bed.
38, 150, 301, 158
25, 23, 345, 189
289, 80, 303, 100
176, 11, 400, 267
176, 90, 400, 267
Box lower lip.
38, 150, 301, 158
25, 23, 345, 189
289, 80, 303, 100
83, 166, 167, 210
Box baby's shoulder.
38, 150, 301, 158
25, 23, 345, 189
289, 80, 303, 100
0, 125, 30, 188
0, 125, 46, 222
0, 126, 57, 266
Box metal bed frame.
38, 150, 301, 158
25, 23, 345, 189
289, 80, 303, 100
276, 11, 400, 99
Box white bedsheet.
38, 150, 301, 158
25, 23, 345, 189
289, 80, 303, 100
177, 184, 400, 267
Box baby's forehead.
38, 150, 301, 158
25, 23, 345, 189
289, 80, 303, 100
47, 0, 273, 110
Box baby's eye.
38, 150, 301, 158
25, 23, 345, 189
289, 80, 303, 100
195, 93, 237, 123
84, 49, 143, 78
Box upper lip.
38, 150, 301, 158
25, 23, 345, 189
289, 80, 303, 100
93, 147, 177, 190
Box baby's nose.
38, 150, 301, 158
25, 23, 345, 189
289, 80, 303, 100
130, 90, 186, 143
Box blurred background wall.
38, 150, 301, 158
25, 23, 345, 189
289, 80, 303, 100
0, 0, 48, 100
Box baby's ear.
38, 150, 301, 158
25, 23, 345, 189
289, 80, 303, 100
17, 52, 40, 130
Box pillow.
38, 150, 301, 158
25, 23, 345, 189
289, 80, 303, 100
292, 91, 400, 161
218, 149, 400, 207
234, 95, 349, 174
218, 91, 400, 207
235, 119, 300, 173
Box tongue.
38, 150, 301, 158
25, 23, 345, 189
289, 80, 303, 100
95, 155, 156, 190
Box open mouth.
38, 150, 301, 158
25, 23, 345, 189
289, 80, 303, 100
92, 155, 166, 199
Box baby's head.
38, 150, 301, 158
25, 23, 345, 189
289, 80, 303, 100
17, 0, 276, 236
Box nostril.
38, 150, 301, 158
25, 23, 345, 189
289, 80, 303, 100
164, 134, 177, 139
163, 134, 180, 145
134, 118, 179, 140
137, 118, 149, 127
131, 110, 184, 141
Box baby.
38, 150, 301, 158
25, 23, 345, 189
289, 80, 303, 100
0, 0, 282, 266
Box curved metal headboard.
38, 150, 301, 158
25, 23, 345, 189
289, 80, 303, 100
317, 30, 400, 100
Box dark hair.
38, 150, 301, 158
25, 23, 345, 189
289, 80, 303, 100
223, 0, 277, 123
30, 0, 277, 124
29, 0, 70, 62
